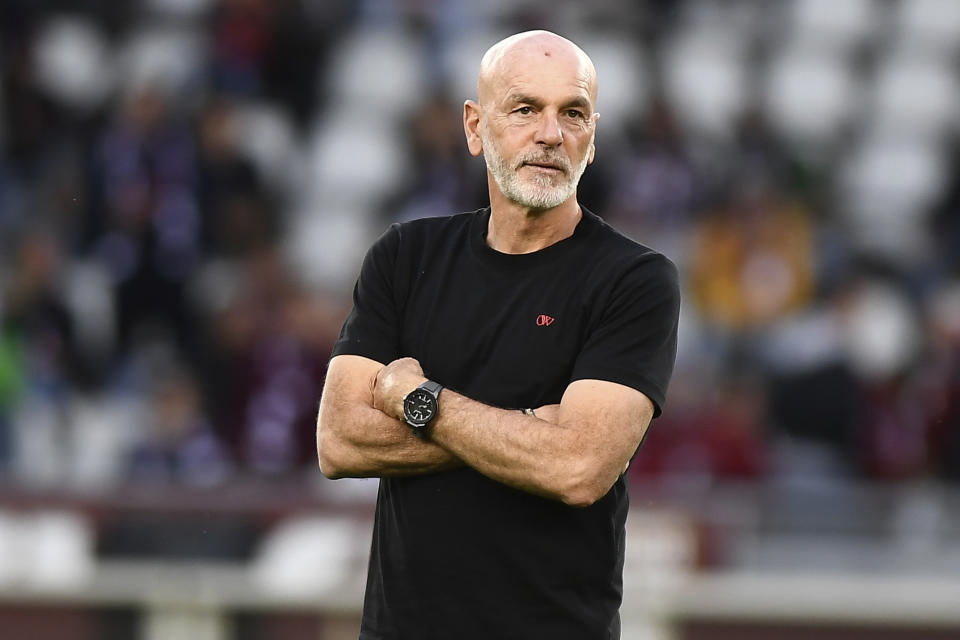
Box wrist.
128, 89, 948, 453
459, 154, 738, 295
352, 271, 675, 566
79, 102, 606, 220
402, 379, 443, 439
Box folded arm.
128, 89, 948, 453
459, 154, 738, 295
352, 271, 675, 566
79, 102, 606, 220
373, 358, 654, 507
316, 355, 462, 478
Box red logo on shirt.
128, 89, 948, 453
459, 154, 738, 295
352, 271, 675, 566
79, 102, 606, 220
536, 314, 555, 326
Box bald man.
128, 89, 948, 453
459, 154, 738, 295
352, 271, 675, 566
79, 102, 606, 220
317, 31, 680, 639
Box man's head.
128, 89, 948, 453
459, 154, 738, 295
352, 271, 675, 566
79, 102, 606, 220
463, 31, 599, 212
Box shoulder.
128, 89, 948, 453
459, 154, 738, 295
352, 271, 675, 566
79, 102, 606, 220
581, 209, 679, 288
365, 209, 482, 265
389, 208, 484, 243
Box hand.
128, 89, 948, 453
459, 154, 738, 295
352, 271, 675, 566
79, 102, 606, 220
373, 357, 427, 420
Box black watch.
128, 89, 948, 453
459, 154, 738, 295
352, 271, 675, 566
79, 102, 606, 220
403, 380, 444, 439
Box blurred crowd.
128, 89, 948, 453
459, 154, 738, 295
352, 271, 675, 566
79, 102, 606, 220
0, 0, 959, 491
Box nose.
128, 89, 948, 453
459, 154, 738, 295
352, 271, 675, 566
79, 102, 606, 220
534, 110, 563, 146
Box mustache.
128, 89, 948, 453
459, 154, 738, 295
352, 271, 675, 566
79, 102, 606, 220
515, 152, 571, 173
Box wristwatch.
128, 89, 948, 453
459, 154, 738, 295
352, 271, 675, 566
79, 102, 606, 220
403, 380, 444, 439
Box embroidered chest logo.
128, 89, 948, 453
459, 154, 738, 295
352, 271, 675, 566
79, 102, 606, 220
536, 314, 556, 327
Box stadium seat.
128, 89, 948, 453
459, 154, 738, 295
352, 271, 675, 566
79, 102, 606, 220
307, 108, 408, 209
326, 26, 426, 121
841, 133, 947, 261
894, 0, 960, 55
31, 16, 115, 111
870, 52, 959, 139
764, 44, 860, 144
284, 207, 377, 292
250, 515, 365, 596
117, 26, 206, 96
786, 0, 879, 52
232, 101, 299, 194
661, 26, 749, 138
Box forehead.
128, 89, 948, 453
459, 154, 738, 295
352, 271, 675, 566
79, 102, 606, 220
486, 42, 596, 107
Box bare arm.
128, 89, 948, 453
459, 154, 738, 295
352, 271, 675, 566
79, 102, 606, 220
373, 358, 654, 507
316, 355, 462, 478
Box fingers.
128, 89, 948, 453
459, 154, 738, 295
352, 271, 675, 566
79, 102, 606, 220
373, 357, 426, 419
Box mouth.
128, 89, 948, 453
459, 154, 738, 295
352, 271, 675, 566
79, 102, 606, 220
521, 161, 566, 173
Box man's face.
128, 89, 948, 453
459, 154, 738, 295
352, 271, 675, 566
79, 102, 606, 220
478, 45, 598, 211
480, 117, 591, 210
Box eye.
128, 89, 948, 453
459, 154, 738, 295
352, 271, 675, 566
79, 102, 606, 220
515, 106, 533, 115
566, 109, 585, 120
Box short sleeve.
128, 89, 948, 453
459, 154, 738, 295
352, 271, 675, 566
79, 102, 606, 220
331, 224, 403, 365
571, 253, 680, 417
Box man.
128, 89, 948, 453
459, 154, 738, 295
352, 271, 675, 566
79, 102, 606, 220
317, 30, 680, 640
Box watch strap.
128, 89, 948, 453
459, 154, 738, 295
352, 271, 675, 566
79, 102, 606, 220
419, 380, 444, 397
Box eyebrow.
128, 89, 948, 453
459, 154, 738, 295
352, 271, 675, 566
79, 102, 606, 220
562, 96, 592, 112
506, 93, 592, 112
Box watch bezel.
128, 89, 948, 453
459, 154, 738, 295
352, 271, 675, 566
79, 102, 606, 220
403, 387, 438, 428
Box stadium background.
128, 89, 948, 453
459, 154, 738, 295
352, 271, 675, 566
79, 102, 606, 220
1, 0, 959, 638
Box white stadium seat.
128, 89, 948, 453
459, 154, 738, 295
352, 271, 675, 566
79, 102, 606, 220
841, 133, 947, 262
307, 107, 408, 208
894, 0, 960, 55
764, 44, 860, 143
32, 16, 115, 111
787, 0, 880, 52
870, 52, 959, 139
326, 26, 426, 120
662, 26, 749, 138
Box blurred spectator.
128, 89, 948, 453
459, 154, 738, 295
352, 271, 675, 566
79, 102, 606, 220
688, 182, 815, 330
210, 0, 274, 96
0, 1, 957, 490
197, 246, 339, 475
195, 97, 275, 256
607, 97, 700, 245
835, 272, 926, 479
923, 281, 960, 481
0, 230, 84, 477
384, 89, 486, 222
86, 87, 201, 356
1, 231, 85, 395
125, 367, 231, 486
260, 0, 343, 129
765, 339, 861, 466
0, 21, 74, 255
632, 367, 767, 483
931, 142, 960, 277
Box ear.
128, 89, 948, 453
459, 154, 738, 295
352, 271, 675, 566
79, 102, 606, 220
463, 100, 484, 157
587, 112, 599, 165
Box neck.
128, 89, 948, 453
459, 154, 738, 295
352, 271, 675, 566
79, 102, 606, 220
486, 191, 582, 255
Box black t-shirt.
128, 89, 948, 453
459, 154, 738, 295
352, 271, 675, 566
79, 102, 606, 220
332, 207, 680, 640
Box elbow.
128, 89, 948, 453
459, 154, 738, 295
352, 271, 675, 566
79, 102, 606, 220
317, 447, 342, 480
317, 454, 343, 480
316, 425, 347, 479
559, 484, 606, 509
555, 461, 613, 508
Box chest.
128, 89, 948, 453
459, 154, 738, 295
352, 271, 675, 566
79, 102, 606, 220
398, 256, 602, 408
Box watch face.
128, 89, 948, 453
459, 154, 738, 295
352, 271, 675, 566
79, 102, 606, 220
404, 388, 437, 426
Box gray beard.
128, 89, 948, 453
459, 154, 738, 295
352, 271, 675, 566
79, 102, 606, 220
480, 123, 589, 210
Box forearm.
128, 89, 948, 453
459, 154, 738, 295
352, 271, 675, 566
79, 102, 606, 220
318, 399, 461, 478
372, 358, 649, 506
428, 390, 610, 506
316, 355, 462, 479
